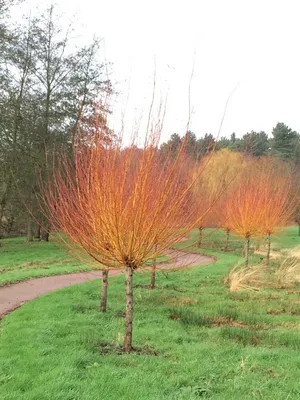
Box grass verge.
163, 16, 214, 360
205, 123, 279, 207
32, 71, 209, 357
0, 237, 169, 285
1, 238, 300, 398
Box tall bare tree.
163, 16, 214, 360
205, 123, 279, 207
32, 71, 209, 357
0, 3, 111, 240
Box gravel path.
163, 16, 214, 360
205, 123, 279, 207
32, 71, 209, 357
0, 248, 214, 318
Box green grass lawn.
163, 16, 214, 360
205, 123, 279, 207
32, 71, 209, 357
176, 226, 300, 257
271, 226, 300, 250
0, 237, 90, 285
0, 237, 169, 286
2, 228, 300, 399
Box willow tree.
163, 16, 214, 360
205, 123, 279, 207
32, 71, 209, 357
194, 194, 216, 248
226, 157, 294, 267
203, 150, 247, 251
226, 162, 267, 268
44, 126, 210, 352
255, 159, 294, 265
190, 164, 218, 248
192, 149, 245, 249
215, 197, 232, 251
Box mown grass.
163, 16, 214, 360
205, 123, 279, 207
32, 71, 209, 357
0, 237, 169, 286
2, 229, 300, 398
175, 226, 300, 258
272, 226, 300, 250
1, 226, 296, 286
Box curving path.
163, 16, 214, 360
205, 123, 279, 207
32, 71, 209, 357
0, 248, 214, 318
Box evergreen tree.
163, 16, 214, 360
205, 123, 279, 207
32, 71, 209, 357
271, 122, 299, 160
160, 133, 182, 158
242, 131, 269, 156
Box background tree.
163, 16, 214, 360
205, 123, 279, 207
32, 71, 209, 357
228, 132, 243, 151
0, 15, 35, 240
242, 131, 269, 156
159, 133, 182, 159
226, 164, 266, 268
271, 122, 299, 160
196, 133, 216, 158
182, 131, 197, 158
255, 159, 294, 265
197, 149, 245, 250
194, 194, 215, 248
0, 3, 111, 240
226, 157, 294, 267
160, 132, 216, 161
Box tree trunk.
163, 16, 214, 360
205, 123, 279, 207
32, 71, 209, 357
225, 229, 230, 251
150, 243, 157, 289
27, 215, 34, 242
298, 224, 300, 237
266, 233, 271, 266
150, 263, 156, 289
40, 228, 49, 241
100, 269, 109, 312
245, 235, 250, 268
124, 266, 134, 352
27, 192, 34, 242
35, 224, 41, 240
197, 227, 203, 248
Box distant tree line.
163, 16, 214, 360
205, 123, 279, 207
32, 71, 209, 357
160, 122, 300, 163
160, 123, 300, 233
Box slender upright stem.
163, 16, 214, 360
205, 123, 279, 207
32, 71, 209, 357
245, 235, 250, 268
124, 266, 134, 352
150, 242, 158, 289
225, 229, 230, 251
266, 233, 271, 266
100, 269, 109, 312
150, 262, 156, 289
27, 192, 33, 242
197, 226, 203, 248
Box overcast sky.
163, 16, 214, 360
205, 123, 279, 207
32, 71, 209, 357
13, 0, 300, 142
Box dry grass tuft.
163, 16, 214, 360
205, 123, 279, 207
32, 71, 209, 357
224, 263, 268, 292
274, 256, 300, 288
226, 247, 300, 292
286, 247, 300, 259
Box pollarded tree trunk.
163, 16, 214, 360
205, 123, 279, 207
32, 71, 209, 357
225, 228, 230, 251
150, 242, 158, 289
197, 226, 203, 248
124, 266, 134, 352
100, 269, 109, 312
150, 263, 156, 289
244, 234, 250, 269
266, 233, 271, 266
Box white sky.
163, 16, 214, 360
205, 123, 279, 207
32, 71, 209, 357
13, 0, 300, 142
